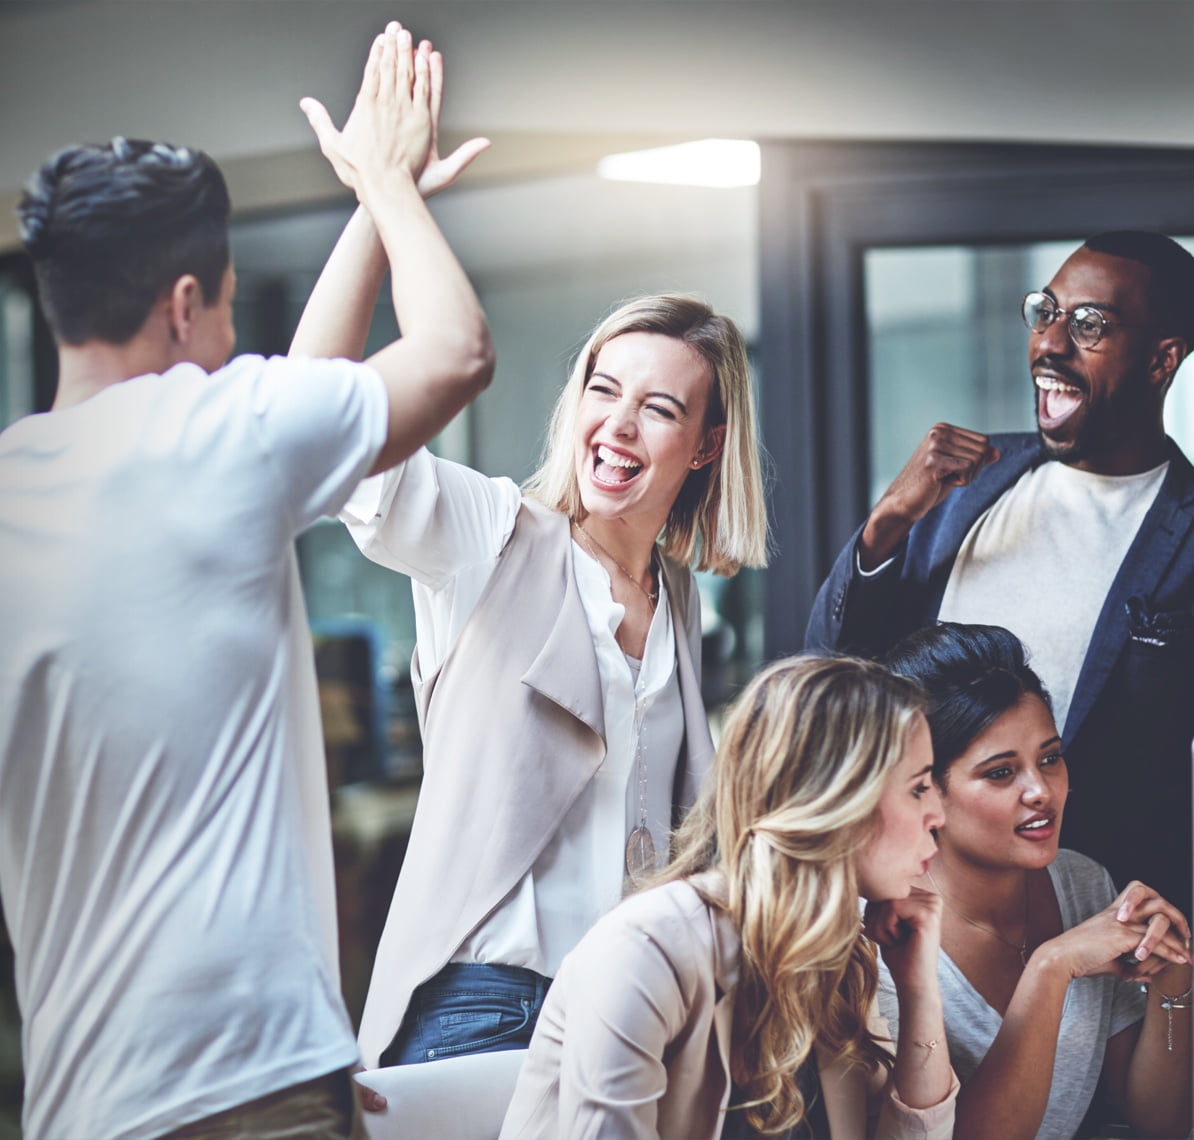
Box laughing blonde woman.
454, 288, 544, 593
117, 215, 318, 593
296, 105, 770, 1083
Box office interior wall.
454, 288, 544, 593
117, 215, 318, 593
5, 1, 1194, 247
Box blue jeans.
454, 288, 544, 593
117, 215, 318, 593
380, 963, 552, 1066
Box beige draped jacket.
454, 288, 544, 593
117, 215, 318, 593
357, 499, 714, 1068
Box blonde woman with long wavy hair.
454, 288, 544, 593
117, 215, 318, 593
500, 655, 959, 1139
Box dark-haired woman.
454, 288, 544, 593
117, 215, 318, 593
883, 622, 1191, 1140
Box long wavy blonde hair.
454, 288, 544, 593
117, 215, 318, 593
661, 655, 925, 1134
521, 293, 768, 575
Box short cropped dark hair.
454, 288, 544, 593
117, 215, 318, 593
884, 622, 1051, 787
17, 138, 231, 345
1083, 230, 1194, 348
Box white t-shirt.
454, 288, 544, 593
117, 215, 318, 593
342, 453, 689, 978
0, 354, 388, 1140
878, 850, 1146, 1140
937, 460, 1167, 733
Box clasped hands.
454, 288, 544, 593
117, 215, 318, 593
1055, 880, 1191, 983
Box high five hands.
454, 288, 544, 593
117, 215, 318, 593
860, 424, 1000, 569
300, 22, 489, 203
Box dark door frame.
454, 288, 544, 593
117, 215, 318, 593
758, 139, 1194, 658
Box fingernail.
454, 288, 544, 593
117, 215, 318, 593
1117, 905, 1130, 921
1135, 946, 1149, 961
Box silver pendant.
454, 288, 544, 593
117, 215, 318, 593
625, 826, 656, 878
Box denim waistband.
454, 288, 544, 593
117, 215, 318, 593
383, 961, 555, 1065
419, 961, 552, 998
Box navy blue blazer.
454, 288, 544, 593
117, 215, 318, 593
806, 433, 1194, 911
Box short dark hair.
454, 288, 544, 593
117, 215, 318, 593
884, 622, 1051, 787
1083, 230, 1194, 347
17, 138, 231, 345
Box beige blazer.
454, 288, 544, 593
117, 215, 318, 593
500, 875, 958, 1140
357, 500, 715, 1068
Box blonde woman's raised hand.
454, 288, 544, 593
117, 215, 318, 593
300, 22, 433, 198
414, 41, 490, 198
865, 886, 943, 994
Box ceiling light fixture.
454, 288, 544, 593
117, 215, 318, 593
597, 139, 761, 188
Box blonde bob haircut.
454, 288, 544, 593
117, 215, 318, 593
522, 294, 768, 575
662, 654, 926, 1134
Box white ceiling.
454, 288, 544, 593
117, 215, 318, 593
2, 1, 1192, 192
2, 0, 1191, 263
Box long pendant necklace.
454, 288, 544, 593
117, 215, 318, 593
624, 697, 655, 880
570, 519, 657, 878
927, 867, 1031, 967
572, 520, 658, 610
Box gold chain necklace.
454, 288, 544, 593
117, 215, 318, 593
928, 867, 1031, 967
572, 520, 658, 609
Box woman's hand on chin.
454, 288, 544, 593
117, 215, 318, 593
864, 886, 943, 992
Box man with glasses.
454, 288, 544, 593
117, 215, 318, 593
807, 230, 1194, 914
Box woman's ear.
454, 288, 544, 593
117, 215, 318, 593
691, 424, 727, 469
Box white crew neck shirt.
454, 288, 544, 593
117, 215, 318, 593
342, 451, 689, 978
0, 354, 387, 1139
937, 459, 1167, 732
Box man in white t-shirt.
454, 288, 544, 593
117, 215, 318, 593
0, 24, 492, 1140
807, 232, 1194, 915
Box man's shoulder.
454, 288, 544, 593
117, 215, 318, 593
199, 352, 369, 388
194, 352, 381, 391
1164, 436, 1194, 490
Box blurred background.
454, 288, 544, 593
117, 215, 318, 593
3, 2, 1194, 1133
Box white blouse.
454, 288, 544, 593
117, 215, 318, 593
341, 448, 690, 978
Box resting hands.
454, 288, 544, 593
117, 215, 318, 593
865, 886, 944, 994
301, 22, 433, 199
1039, 880, 1191, 982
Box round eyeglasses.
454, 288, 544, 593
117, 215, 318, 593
1021, 292, 1111, 349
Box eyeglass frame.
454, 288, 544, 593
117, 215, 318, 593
1019, 291, 1152, 349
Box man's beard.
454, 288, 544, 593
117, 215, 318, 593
1037, 372, 1151, 466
